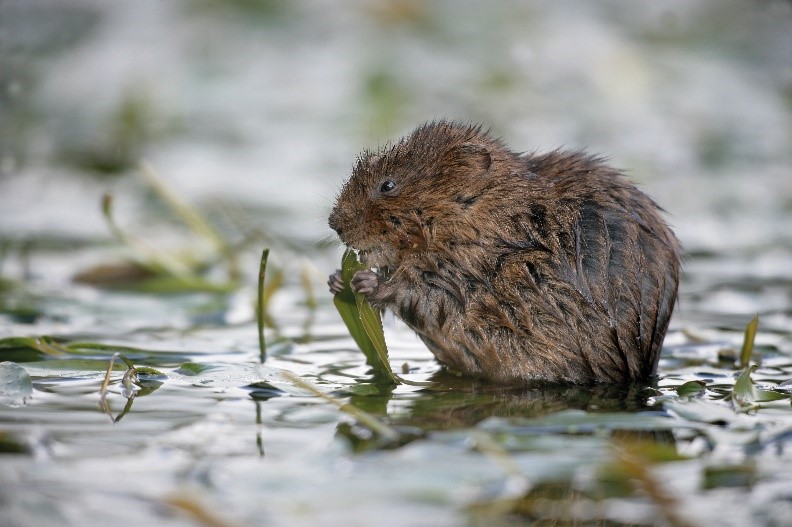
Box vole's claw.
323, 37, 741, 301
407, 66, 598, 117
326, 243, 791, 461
351, 269, 379, 297
328, 269, 344, 294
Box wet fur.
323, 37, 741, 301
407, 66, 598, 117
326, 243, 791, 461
329, 121, 680, 384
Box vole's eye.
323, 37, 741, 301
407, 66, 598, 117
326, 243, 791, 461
379, 179, 396, 194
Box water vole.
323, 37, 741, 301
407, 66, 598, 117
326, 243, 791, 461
328, 121, 680, 384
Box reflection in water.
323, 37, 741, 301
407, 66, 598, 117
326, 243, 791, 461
336, 371, 675, 452
397, 373, 658, 430
334, 372, 682, 524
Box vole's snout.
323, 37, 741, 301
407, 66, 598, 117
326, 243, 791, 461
328, 208, 343, 236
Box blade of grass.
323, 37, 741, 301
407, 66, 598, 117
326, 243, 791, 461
739, 315, 759, 368
99, 352, 120, 399
257, 248, 269, 363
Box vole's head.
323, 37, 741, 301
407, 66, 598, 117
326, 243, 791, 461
329, 120, 517, 269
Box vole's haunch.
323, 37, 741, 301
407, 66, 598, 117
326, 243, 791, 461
328, 121, 680, 384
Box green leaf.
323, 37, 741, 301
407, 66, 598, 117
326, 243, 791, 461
332, 249, 398, 384
739, 315, 759, 368
333, 250, 373, 359
355, 291, 398, 383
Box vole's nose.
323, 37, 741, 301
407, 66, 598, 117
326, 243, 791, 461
328, 208, 343, 236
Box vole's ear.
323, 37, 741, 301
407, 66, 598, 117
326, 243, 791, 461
455, 142, 492, 172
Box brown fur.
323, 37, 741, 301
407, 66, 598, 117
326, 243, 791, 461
329, 121, 680, 384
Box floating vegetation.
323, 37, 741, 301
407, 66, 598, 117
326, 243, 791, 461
99, 353, 165, 422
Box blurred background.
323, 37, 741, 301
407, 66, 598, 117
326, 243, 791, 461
2, 3, 792, 526
1, 0, 791, 320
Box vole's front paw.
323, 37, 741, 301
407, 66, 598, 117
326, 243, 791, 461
327, 269, 344, 295
350, 269, 380, 298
